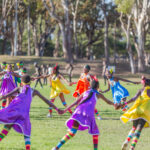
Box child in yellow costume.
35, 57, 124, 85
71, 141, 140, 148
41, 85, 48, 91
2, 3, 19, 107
120, 76, 150, 150
43, 65, 73, 117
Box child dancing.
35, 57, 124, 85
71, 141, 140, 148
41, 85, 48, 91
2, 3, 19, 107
121, 76, 150, 150
0, 74, 62, 150
52, 78, 114, 150
101, 69, 138, 111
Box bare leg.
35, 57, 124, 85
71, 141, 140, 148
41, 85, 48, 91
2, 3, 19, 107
59, 93, 72, 114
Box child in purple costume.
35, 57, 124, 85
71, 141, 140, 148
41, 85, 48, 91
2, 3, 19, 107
0, 64, 21, 107
52, 78, 114, 150
0, 75, 63, 150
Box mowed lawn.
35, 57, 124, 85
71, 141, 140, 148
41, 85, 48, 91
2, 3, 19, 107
0, 78, 150, 150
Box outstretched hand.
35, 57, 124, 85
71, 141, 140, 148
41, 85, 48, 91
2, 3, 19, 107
57, 109, 65, 115
134, 82, 140, 84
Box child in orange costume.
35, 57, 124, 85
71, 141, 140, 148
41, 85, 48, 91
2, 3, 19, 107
73, 65, 102, 120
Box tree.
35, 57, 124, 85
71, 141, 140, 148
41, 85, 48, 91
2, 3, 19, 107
116, 0, 150, 72
43, 0, 73, 63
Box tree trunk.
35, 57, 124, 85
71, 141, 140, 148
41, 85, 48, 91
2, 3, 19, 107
120, 14, 136, 74
136, 25, 145, 72
1, 37, 7, 54
104, 15, 109, 64
32, 23, 40, 56
27, 5, 31, 56
14, 0, 18, 56
53, 26, 60, 57
113, 21, 116, 64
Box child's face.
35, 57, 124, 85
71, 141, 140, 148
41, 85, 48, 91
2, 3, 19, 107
141, 76, 146, 87
83, 67, 89, 73
7, 65, 12, 71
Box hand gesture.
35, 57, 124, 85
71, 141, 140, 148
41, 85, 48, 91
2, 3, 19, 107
57, 109, 65, 115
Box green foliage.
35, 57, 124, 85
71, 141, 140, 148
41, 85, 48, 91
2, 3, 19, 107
43, 39, 55, 57
115, 0, 135, 14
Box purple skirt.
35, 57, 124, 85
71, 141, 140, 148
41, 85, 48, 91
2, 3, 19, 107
0, 93, 31, 136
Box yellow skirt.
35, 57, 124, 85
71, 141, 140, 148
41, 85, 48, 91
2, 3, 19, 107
50, 78, 70, 99
120, 96, 150, 128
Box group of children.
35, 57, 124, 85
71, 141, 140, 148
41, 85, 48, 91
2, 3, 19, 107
0, 61, 149, 150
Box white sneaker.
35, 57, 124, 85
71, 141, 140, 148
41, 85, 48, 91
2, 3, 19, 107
51, 147, 57, 150
97, 116, 102, 120
121, 141, 128, 150
47, 113, 52, 118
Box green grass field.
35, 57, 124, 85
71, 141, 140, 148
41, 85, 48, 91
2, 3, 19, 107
0, 78, 150, 150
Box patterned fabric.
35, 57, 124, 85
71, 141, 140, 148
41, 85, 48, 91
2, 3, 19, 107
24, 135, 31, 150
94, 109, 101, 118
56, 125, 78, 149
126, 126, 136, 143
0, 126, 10, 141
130, 130, 141, 149
121, 86, 150, 128
93, 135, 99, 150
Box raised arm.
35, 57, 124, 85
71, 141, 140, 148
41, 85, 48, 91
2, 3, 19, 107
100, 82, 110, 93
116, 77, 139, 84
11, 72, 22, 78
0, 87, 20, 100
126, 89, 142, 105
97, 93, 114, 105
59, 74, 71, 86
32, 90, 61, 111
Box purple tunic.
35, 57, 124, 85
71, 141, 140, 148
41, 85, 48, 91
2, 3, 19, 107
0, 72, 16, 96
66, 90, 99, 135
0, 85, 32, 136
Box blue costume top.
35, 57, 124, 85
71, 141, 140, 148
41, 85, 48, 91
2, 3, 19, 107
109, 77, 129, 104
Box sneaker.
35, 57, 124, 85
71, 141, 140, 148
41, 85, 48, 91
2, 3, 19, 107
121, 141, 128, 150
47, 113, 52, 118
97, 116, 102, 120
51, 147, 57, 150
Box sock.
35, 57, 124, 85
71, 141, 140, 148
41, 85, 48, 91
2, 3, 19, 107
121, 101, 129, 112
24, 135, 31, 150
130, 130, 141, 149
94, 109, 101, 118
2, 99, 6, 109
0, 126, 10, 141
48, 99, 55, 114
93, 135, 99, 150
56, 125, 78, 149
62, 101, 72, 114
125, 126, 136, 143
49, 107, 53, 113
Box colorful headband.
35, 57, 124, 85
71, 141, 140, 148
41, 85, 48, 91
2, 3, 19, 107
109, 68, 113, 74
21, 69, 27, 73
1, 63, 7, 66
16, 63, 23, 66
